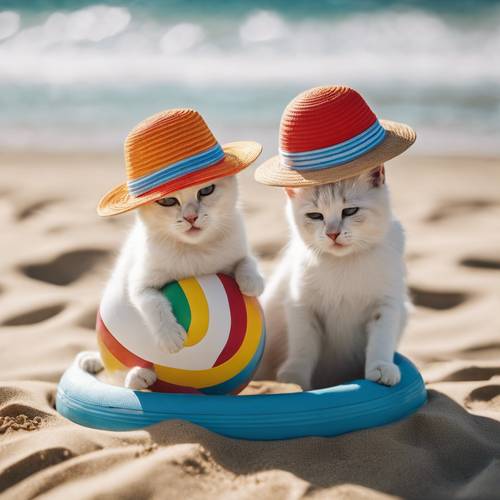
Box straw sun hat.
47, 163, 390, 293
98, 109, 262, 216
255, 85, 416, 187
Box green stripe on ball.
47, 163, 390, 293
162, 281, 191, 333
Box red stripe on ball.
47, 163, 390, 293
150, 379, 201, 393
214, 273, 247, 366
97, 311, 153, 369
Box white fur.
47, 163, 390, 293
93, 176, 264, 389
77, 351, 104, 374
256, 168, 409, 389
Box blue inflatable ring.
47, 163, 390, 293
56, 353, 426, 440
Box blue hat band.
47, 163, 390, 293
279, 120, 386, 171
128, 143, 225, 197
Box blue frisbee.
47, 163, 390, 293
56, 353, 426, 440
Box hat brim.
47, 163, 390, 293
254, 120, 416, 188
98, 141, 262, 216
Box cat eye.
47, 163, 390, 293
306, 212, 324, 220
342, 207, 359, 217
197, 184, 215, 199
156, 197, 178, 207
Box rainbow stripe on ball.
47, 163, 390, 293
97, 274, 265, 394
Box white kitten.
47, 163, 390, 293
81, 176, 264, 389
256, 166, 409, 390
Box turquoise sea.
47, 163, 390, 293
0, 0, 498, 156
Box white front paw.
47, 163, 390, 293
235, 270, 265, 297
277, 364, 311, 391
77, 352, 103, 374
125, 367, 157, 390
366, 361, 401, 386
154, 319, 187, 354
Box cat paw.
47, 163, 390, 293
125, 367, 157, 390
76, 351, 103, 374
365, 361, 401, 386
235, 270, 265, 297
277, 365, 312, 391
155, 320, 187, 353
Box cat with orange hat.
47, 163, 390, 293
80, 109, 265, 390
255, 86, 416, 390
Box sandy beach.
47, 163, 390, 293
1, 151, 500, 499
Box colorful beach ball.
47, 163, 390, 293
96, 274, 266, 394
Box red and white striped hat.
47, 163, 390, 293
255, 85, 416, 187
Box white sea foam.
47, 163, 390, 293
0, 7, 497, 87
0, 5, 498, 153
0, 11, 20, 41
1, 5, 130, 54
160, 23, 205, 55
239, 10, 288, 44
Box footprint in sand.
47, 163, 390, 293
21, 249, 110, 286
460, 257, 500, 271
426, 199, 497, 223
0, 445, 73, 492
1, 304, 65, 326
16, 198, 60, 221
441, 366, 500, 382
409, 286, 468, 310
465, 385, 500, 411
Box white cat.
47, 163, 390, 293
80, 176, 264, 389
256, 165, 410, 390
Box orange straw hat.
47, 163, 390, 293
255, 85, 416, 187
98, 109, 262, 216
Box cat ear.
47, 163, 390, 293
284, 187, 296, 198
369, 165, 385, 187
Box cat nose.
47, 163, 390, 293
327, 231, 340, 242
183, 214, 198, 225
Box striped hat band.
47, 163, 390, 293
254, 86, 417, 189
97, 108, 262, 216
279, 119, 386, 171
127, 143, 225, 197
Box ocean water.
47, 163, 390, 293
0, 0, 499, 156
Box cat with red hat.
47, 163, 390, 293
255, 86, 416, 390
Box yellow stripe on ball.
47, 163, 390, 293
153, 293, 262, 388
98, 335, 126, 372
178, 277, 209, 347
